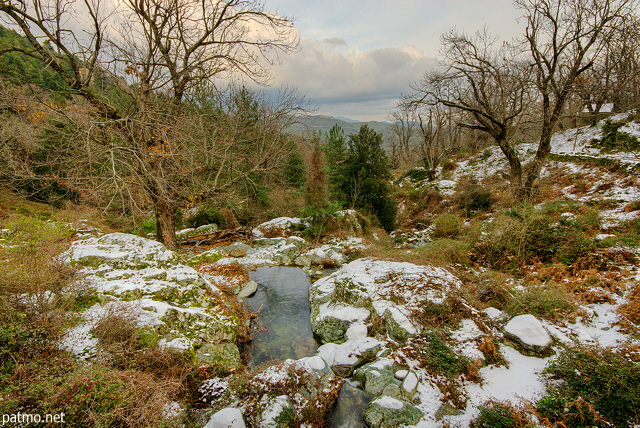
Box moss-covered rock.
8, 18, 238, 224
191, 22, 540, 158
195, 342, 241, 369
364, 396, 424, 427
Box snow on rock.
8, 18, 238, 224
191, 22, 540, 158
62, 232, 242, 370
364, 396, 424, 427
216, 236, 308, 270
238, 359, 342, 425
204, 408, 246, 428
309, 258, 464, 344
317, 337, 384, 377
504, 314, 552, 353
252, 217, 307, 238
259, 395, 294, 427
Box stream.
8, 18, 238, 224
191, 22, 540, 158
245, 266, 319, 368
245, 266, 369, 427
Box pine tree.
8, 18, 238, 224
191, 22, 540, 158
323, 124, 347, 201
341, 124, 396, 231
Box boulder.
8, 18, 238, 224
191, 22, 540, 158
235, 280, 258, 299
317, 337, 383, 377
309, 258, 463, 344
384, 307, 419, 341
504, 314, 552, 353
311, 303, 371, 344
242, 359, 343, 426
364, 396, 424, 427
204, 408, 245, 428
63, 233, 243, 371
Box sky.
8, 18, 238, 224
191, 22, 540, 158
259, 1, 524, 121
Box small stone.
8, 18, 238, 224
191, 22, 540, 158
394, 369, 408, 380
346, 323, 368, 340
236, 280, 258, 299
402, 372, 419, 394
484, 307, 506, 321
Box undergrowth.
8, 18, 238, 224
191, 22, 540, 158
539, 345, 640, 428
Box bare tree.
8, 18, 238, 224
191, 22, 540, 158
515, 0, 638, 198
410, 28, 535, 194
409, 0, 638, 199
388, 108, 417, 168
575, 14, 640, 123
0, 0, 301, 248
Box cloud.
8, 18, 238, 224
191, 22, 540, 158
322, 37, 347, 48
270, 37, 436, 115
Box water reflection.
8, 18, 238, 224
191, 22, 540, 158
245, 266, 319, 368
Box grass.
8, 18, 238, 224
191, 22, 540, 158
0, 205, 201, 427
505, 283, 578, 323
470, 401, 534, 428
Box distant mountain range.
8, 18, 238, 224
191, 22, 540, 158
287, 114, 393, 140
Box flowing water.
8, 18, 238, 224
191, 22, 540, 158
245, 266, 367, 427
245, 266, 319, 367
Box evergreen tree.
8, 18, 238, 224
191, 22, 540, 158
341, 124, 396, 231
323, 124, 347, 201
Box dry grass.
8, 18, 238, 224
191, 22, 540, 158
618, 284, 640, 329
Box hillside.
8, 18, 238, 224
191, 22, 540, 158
288, 114, 393, 140
1, 112, 639, 427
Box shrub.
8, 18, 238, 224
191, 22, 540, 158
474, 203, 599, 272
184, 206, 225, 229
541, 345, 640, 427
433, 213, 462, 238
421, 238, 470, 265
456, 179, 494, 214
406, 331, 471, 379
505, 284, 577, 322
0, 215, 75, 295
590, 119, 640, 153
470, 401, 532, 428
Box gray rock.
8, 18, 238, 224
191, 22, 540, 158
317, 337, 382, 377
236, 280, 258, 299
384, 307, 418, 342
364, 396, 424, 427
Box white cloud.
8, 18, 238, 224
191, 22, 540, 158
258, 0, 524, 120
268, 37, 436, 119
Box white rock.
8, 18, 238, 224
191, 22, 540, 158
204, 407, 245, 428
402, 372, 419, 393
345, 323, 368, 340
394, 369, 409, 380
504, 314, 552, 351
484, 307, 506, 321
297, 355, 329, 372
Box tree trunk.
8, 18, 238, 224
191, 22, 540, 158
155, 200, 178, 250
